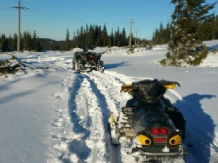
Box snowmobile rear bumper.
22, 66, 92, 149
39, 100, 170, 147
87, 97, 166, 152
131, 148, 183, 156
129, 147, 184, 161
140, 151, 183, 156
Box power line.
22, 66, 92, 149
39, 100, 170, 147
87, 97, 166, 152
11, 1, 28, 52
0, 7, 10, 10
28, 9, 128, 25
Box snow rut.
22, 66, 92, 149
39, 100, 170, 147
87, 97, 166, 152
87, 71, 137, 163
73, 76, 109, 163
48, 71, 117, 163
87, 71, 131, 116
65, 71, 132, 163
48, 71, 77, 163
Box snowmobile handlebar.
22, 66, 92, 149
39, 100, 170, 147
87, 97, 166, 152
157, 80, 180, 88
120, 80, 180, 96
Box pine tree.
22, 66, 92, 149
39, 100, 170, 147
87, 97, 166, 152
22, 31, 32, 51
211, 14, 218, 40
96, 26, 102, 47
199, 15, 214, 40
108, 29, 115, 47
65, 28, 70, 51
12, 34, 17, 51
33, 30, 37, 51
101, 24, 108, 46
121, 28, 127, 46
152, 21, 172, 45
215, 15, 218, 39
7, 35, 13, 51
86, 24, 95, 47
78, 26, 85, 47
71, 31, 78, 48
164, 22, 171, 43
167, 0, 216, 65
115, 27, 121, 46
32, 30, 42, 51
0, 34, 9, 52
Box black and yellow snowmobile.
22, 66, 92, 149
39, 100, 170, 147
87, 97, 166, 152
108, 79, 188, 162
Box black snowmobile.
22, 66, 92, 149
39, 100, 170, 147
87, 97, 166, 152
72, 45, 104, 73
108, 79, 188, 162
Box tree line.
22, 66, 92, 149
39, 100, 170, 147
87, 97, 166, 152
0, 24, 138, 52
71, 24, 130, 50
0, 30, 72, 52
152, 13, 218, 45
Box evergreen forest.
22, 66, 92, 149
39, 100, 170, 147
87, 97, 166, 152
0, 25, 142, 52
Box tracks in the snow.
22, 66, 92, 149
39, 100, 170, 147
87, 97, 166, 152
68, 71, 133, 163
49, 70, 134, 163
49, 66, 218, 163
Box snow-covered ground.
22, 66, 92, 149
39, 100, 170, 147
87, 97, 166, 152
0, 41, 218, 163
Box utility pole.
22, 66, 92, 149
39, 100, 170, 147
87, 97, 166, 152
12, 1, 28, 52
137, 29, 140, 44
128, 19, 135, 47
135, 29, 139, 45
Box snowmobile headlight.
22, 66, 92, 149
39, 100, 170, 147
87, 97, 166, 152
163, 83, 176, 89
137, 134, 151, 146
169, 135, 182, 145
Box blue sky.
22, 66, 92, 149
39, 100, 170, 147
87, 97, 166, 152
0, 0, 218, 41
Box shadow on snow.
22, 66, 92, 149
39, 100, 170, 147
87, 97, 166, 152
175, 93, 216, 163
104, 62, 130, 70
0, 80, 58, 105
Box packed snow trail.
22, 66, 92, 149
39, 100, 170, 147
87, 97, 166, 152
70, 75, 109, 162
47, 69, 138, 163
87, 71, 137, 163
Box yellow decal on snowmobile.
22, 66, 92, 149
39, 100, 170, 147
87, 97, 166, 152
169, 135, 182, 145
163, 83, 176, 89
121, 84, 132, 92
138, 134, 151, 146
109, 113, 115, 123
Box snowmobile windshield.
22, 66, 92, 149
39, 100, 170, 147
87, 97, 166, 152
133, 80, 167, 102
